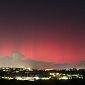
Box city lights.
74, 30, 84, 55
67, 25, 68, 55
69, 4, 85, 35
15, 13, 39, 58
0, 67, 84, 81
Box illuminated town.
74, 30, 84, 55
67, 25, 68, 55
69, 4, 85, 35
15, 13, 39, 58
0, 0, 85, 85
0, 67, 84, 81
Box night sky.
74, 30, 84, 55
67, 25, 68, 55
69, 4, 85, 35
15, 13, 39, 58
0, 0, 85, 64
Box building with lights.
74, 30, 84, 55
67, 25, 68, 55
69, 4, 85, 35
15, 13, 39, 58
0, 67, 84, 81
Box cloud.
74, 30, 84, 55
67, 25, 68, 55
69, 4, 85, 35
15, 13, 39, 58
0, 51, 84, 70
0, 51, 31, 68
0, 51, 58, 69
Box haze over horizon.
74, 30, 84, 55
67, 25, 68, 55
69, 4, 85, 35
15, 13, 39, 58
0, 1, 85, 64
0, 51, 85, 69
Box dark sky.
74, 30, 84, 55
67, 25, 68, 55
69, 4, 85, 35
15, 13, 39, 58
0, 0, 85, 64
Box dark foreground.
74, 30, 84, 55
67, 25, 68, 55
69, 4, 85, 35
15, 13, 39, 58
0, 79, 85, 85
